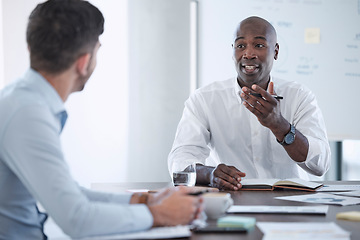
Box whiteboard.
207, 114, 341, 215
198, 0, 360, 140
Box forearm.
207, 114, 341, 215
281, 129, 309, 162
271, 120, 309, 163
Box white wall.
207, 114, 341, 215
2, 0, 36, 86
1, 0, 130, 188
126, 0, 191, 182
0, 0, 3, 89
1, 0, 192, 187
60, 0, 130, 187
197, 0, 360, 140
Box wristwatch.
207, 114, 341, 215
277, 124, 296, 145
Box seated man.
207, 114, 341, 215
168, 16, 330, 191
0, 0, 203, 239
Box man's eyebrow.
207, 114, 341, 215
234, 36, 267, 42
254, 36, 267, 41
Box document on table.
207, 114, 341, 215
227, 205, 328, 215
257, 222, 350, 240
77, 225, 191, 240
332, 190, 360, 198
275, 193, 360, 206
317, 184, 360, 192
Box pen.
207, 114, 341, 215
188, 189, 210, 196
249, 92, 283, 100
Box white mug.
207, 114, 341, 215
203, 192, 233, 219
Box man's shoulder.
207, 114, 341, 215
0, 80, 45, 108
0, 81, 51, 129
272, 77, 313, 95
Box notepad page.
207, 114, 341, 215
78, 225, 191, 240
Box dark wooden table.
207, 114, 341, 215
91, 181, 360, 240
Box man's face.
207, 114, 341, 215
232, 21, 279, 88
77, 41, 101, 91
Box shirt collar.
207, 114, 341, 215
24, 68, 68, 131
233, 76, 274, 104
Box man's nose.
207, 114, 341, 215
243, 47, 258, 59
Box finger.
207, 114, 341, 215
228, 166, 246, 179
154, 187, 172, 199
243, 86, 273, 111
268, 81, 275, 95
252, 84, 278, 105
212, 176, 239, 190
242, 100, 264, 117
213, 171, 241, 190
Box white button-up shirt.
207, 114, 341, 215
168, 77, 331, 179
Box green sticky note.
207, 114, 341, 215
217, 216, 256, 229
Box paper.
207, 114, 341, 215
257, 222, 350, 240
317, 184, 360, 192
305, 28, 321, 44
227, 205, 328, 215
275, 193, 360, 206
78, 225, 191, 240
333, 190, 360, 197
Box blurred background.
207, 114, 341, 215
0, 0, 359, 189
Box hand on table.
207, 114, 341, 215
147, 186, 203, 227
210, 164, 246, 191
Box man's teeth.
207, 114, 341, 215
245, 65, 256, 70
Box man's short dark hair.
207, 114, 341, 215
27, 0, 104, 74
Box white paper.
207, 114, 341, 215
77, 225, 191, 240
257, 222, 350, 240
227, 205, 328, 215
275, 193, 360, 206
317, 184, 360, 192
332, 190, 360, 198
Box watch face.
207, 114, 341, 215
285, 133, 295, 144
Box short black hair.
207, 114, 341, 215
27, 0, 104, 74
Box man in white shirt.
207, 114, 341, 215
168, 16, 330, 191
0, 1, 203, 239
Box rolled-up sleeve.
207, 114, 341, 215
292, 88, 331, 176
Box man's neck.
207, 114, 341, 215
237, 76, 270, 90
38, 69, 77, 102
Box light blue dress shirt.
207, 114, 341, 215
0, 69, 153, 239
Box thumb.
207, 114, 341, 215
268, 81, 275, 95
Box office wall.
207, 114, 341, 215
0, 1, 3, 89
198, 0, 360, 141
1, 0, 192, 186
60, 0, 130, 187
126, 0, 191, 182
1, 0, 130, 187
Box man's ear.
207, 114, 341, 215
274, 43, 279, 60
76, 53, 91, 76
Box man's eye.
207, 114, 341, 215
256, 44, 265, 48
236, 44, 245, 49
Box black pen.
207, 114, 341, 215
249, 92, 283, 100
188, 189, 210, 196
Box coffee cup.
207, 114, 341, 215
203, 192, 233, 219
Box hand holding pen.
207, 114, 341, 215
249, 92, 283, 100
240, 82, 285, 129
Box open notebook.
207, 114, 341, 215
240, 178, 323, 191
